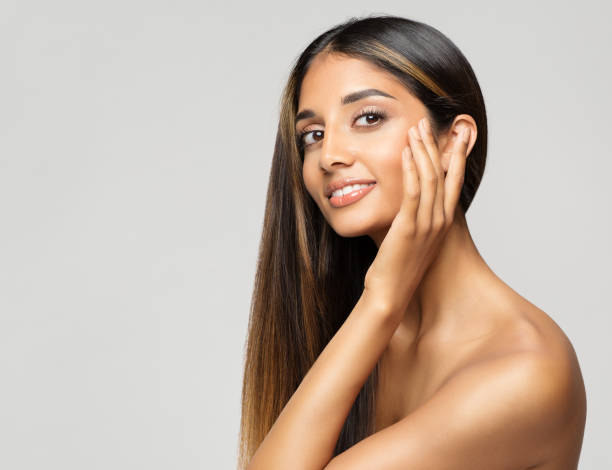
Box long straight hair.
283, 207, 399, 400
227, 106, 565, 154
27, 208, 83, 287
237, 14, 488, 469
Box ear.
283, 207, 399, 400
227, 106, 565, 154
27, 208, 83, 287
438, 114, 477, 173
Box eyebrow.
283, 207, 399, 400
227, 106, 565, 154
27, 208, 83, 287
295, 88, 397, 125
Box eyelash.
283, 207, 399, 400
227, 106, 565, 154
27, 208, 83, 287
296, 107, 388, 151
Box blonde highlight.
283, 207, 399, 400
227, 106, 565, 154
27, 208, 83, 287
362, 41, 450, 98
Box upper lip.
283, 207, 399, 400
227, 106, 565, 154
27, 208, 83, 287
325, 177, 376, 198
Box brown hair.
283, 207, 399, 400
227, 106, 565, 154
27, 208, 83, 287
237, 14, 488, 469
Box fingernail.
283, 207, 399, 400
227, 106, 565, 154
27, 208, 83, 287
410, 126, 421, 141
422, 117, 430, 133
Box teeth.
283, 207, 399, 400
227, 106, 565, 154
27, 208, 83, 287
331, 183, 375, 198
342, 184, 356, 195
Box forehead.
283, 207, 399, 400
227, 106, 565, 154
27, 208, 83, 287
298, 53, 412, 108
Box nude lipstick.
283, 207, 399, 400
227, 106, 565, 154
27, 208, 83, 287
328, 183, 376, 208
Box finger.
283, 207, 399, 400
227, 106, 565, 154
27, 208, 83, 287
418, 118, 445, 231
418, 118, 444, 178
400, 146, 420, 225
408, 125, 437, 233
443, 127, 471, 222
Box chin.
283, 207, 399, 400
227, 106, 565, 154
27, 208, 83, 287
331, 226, 371, 239
318, 193, 396, 240
328, 217, 390, 240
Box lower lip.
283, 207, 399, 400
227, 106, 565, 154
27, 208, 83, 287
328, 184, 376, 208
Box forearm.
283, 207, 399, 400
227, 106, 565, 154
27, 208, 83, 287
247, 290, 403, 470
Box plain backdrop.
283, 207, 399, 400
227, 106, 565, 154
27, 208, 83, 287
1, 0, 610, 468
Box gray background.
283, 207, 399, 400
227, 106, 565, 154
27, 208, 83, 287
1, 0, 610, 468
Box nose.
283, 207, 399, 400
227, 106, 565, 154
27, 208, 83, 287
318, 125, 355, 172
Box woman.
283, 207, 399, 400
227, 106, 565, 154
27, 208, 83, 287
239, 15, 586, 470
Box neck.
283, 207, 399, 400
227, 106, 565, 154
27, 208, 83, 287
371, 208, 496, 347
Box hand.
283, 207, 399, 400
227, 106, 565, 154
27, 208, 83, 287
363, 117, 472, 319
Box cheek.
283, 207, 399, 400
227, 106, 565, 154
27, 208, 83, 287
377, 156, 405, 211
368, 139, 405, 195
360, 122, 406, 173
363, 149, 407, 227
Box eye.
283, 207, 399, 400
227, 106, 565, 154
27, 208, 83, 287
354, 107, 387, 127
296, 106, 388, 151
298, 129, 324, 149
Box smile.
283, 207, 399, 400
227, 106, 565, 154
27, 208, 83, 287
328, 183, 376, 208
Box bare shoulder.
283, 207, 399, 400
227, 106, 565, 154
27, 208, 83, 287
489, 295, 586, 399
449, 300, 587, 468
454, 280, 586, 393
328, 321, 587, 470
427, 344, 585, 469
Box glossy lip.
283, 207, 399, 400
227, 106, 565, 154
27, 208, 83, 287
328, 183, 376, 208
324, 177, 377, 198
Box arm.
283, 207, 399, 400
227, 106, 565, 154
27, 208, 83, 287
246, 291, 406, 470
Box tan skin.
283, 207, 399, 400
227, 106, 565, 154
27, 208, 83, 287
247, 53, 586, 470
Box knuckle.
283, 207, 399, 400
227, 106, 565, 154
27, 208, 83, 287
417, 219, 432, 235
407, 186, 420, 198
396, 214, 417, 237
420, 180, 435, 193
432, 216, 445, 232
403, 223, 418, 238
423, 173, 436, 184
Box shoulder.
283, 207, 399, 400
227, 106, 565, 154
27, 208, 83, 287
438, 349, 582, 462
460, 301, 587, 440
435, 293, 588, 465
464, 290, 585, 407
445, 349, 580, 427
326, 350, 584, 470
453, 341, 585, 451
434, 303, 588, 465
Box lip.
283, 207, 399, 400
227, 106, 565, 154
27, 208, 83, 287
328, 183, 376, 208
324, 177, 377, 198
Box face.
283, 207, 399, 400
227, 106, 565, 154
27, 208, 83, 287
297, 53, 442, 244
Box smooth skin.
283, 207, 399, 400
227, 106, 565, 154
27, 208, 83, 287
247, 53, 586, 470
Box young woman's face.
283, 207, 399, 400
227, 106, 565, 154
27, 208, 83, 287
297, 53, 439, 244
